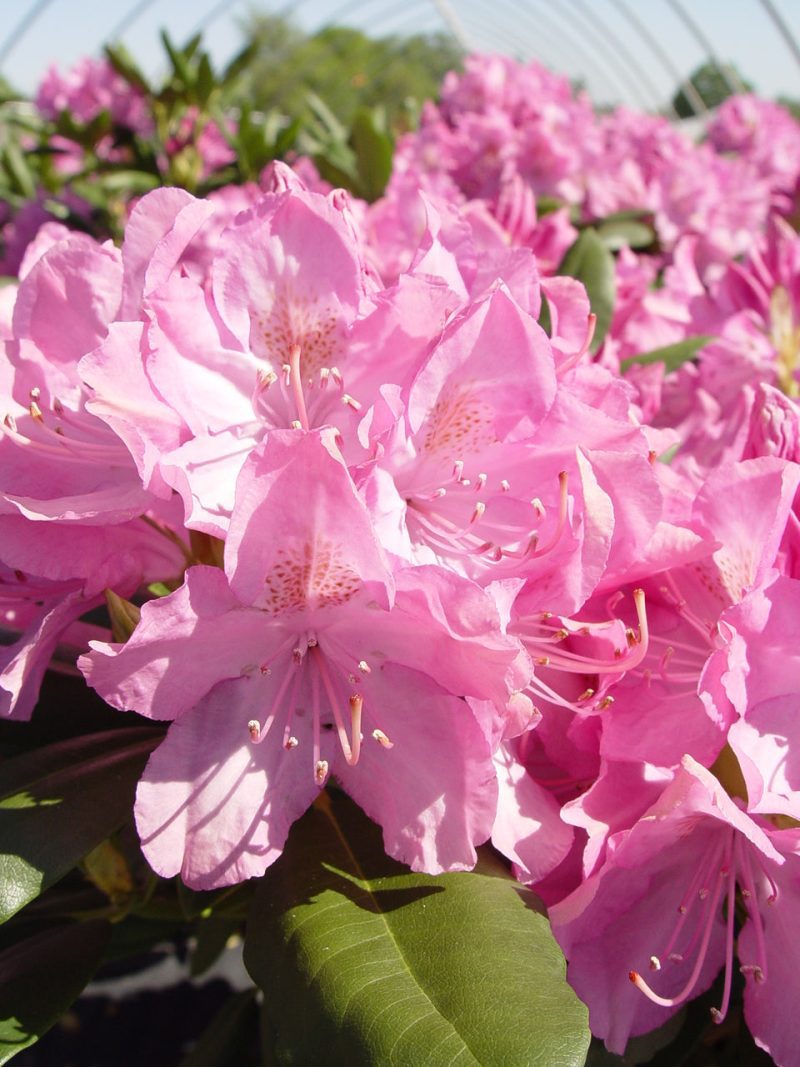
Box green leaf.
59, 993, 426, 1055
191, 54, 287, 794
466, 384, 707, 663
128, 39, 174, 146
100, 169, 162, 196
179, 990, 259, 1067
1, 143, 36, 200
619, 335, 713, 374
350, 107, 393, 202
245, 792, 590, 1067
538, 291, 552, 337
557, 228, 616, 352
196, 53, 216, 106
595, 218, 655, 251
305, 91, 348, 143
0, 729, 160, 923
162, 30, 194, 88
221, 42, 258, 88
190, 916, 241, 978
0, 919, 109, 1063
104, 44, 151, 94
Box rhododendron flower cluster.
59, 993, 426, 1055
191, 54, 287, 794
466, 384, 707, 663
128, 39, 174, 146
3, 44, 800, 1066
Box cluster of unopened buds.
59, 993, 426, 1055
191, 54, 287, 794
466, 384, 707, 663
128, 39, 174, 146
2, 50, 800, 1065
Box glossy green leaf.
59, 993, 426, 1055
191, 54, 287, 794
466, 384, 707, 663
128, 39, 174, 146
619, 335, 713, 374
557, 228, 616, 352
0, 728, 160, 923
595, 218, 655, 251
245, 792, 590, 1067
0, 920, 109, 1063
350, 107, 393, 202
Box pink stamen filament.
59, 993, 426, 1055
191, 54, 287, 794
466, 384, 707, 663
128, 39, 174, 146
660, 574, 715, 644
630, 860, 726, 1009
282, 668, 303, 749
712, 846, 738, 1024
516, 589, 649, 677
737, 839, 769, 983
630, 833, 751, 1024
311, 656, 323, 780
313, 647, 360, 765
287, 343, 310, 431
527, 472, 569, 558
1, 417, 126, 464
556, 313, 598, 377
247, 649, 303, 744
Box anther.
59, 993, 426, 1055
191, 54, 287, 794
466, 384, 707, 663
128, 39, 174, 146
4, 414, 17, 431
248, 720, 261, 742
315, 759, 329, 784
372, 729, 393, 748
257, 369, 278, 390
53, 397, 63, 415
531, 498, 545, 519
29, 387, 40, 401
290, 420, 303, 430
649, 956, 661, 971
500, 479, 510, 492
470, 502, 486, 524
285, 736, 299, 750
358, 660, 371, 674
29, 401, 43, 421
475, 473, 487, 491
595, 695, 615, 710
453, 460, 464, 480
292, 647, 304, 664
578, 688, 595, 701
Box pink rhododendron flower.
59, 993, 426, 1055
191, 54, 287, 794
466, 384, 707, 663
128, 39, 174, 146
550, 757, 785, 1053
82, 430, 528, 887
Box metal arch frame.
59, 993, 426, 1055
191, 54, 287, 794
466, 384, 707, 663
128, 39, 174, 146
0, 0, 58, 67
430, 0, 472, 52
107, 0, 160, 43
664, 0, 749, 97
448, 8, 580, 82
757, 0, 800, 72
502, 0, 633, 105
470, 0, 623, 104
562, 0, 662, 112
606, 0, 707, 114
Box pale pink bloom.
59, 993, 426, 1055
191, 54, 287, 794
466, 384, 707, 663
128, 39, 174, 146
82, 430, 526, 887
707, 94, 800, 206
550, 757, 785, 1054
703, 573, 800, 820
36, 56, 151, 132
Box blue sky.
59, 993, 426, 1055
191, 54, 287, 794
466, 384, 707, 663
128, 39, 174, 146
2, 0, 799, 111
